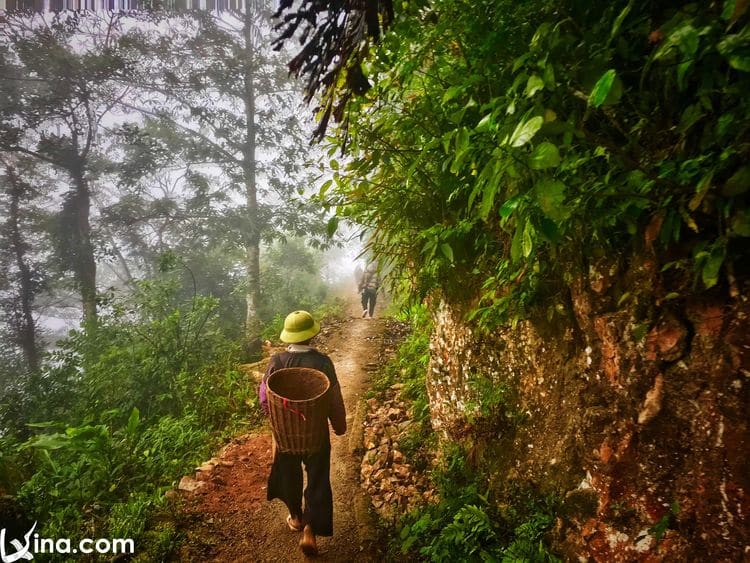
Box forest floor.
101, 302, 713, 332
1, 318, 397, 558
171, 299, 401, 562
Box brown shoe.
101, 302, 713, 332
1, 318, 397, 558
299, 524, 318, 556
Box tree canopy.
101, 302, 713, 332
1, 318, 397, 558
290, 0, 750, 325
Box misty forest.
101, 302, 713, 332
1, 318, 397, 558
0, 0, 748, 561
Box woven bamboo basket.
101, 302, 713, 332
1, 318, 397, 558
267, 367, 331, 455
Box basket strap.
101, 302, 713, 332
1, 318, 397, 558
282, 398, 307, 421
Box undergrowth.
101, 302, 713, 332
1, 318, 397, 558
372, 305, 560, 562
396, 444, 560, 562
0, 272, 270, 561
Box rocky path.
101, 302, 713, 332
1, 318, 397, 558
173, 309, 396, 562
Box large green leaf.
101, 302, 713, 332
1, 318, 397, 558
529, 142, 560, 169
510, 224, 523, 262
654, 23, 700, 60
508, 116, 543, 147
588, 69, 616, 108
31, 433, 69, 450
717, 28, 750, 72
525, 75, 545, 97
522, 221, 535, 258
722, 0, 736, 21
442, 85, 463, 104
535, 178, 568, 221
702, 244, 726, 288
731, 210, 750, 237
126, 407, 140, 436
479, 182, 499, 220
440, 243, 454, 263
499, 196, 521, 220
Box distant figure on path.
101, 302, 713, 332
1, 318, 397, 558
259, 310, 347, 556
358, 262, 380, 318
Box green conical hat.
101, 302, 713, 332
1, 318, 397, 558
280, 310, 321, 343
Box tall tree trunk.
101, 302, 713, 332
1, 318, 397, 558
6, 166, 39, 372
70, 167, 98, 328
243, 11, 262, 347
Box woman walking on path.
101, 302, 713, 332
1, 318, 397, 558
358, 262, 380, 318
259, 310, 347, 556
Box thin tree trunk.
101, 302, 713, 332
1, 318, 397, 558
243, 11, 262, 346
6, 166, 39, 372
70, 167, 98, 328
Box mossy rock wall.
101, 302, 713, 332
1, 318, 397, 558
427, 257, 749, 560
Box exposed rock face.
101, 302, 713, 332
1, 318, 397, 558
427, 260, 749, 560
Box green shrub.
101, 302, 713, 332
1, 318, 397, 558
2, 271, 256, 554
398, 444, 560, 562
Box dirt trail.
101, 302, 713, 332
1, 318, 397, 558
175, 303, 393, 562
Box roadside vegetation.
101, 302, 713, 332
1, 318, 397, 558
367, 304, 558, 561
0, 247, 344, 560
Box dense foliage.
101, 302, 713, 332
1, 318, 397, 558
296, 1, 750, 559
0, 240, 341, 555
0, 269, 260, 557
325, 0, 750, 326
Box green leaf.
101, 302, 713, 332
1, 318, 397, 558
499, 196, 521, 220
722, 166, 750, 196
440, 243, 454, 263
689, 172, 713, 211
673, 24, 699, 57
455, 127, 470, 152
535, 178, 568, 220
326, 216, 339, 237
722, 0, 736, 20
508, 116, 543, 147
588, 69, 616, 108
319, 179, 333, 198
678, 104, 704, 134
479, 182, 499, 220
730, 210, 750, 237
522, 221, 534, 257
524, 75, 545, 97
512, 53, 529, 73
510, 225, 523, 262
717, 29, 750, 71
539, 217, 560, 242
717, 114, 735, 138
543, 63, 556, 88
530, 22, 551, 50
610, 0, 634, 40
654, 23, 700, 62
529, 142, 561, 169
475, 113, 493, 132
126, 407, 140, 436
31, 433, 69, 450
702, 245, 726, 288
443, 85, 463, 104
677, 60, 693, 90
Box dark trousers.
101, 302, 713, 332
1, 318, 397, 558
361, 288, 377, 317
267, 445, 333, 536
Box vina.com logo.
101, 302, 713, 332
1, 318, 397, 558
1, 522, 134, 561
